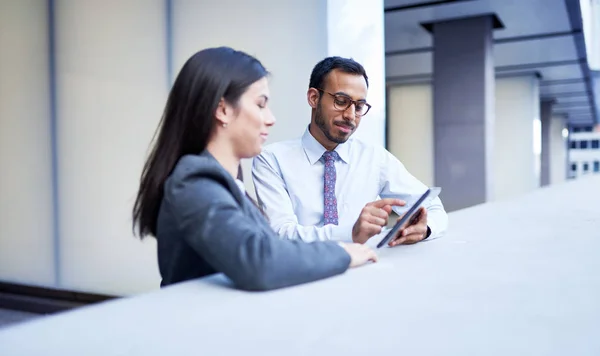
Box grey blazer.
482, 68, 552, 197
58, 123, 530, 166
156, 151, 351, 291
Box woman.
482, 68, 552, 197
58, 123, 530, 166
132, 47, 378, 291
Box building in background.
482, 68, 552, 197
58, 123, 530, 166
568, 124, 600, 178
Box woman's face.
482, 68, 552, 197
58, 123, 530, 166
227, 77, 275, 158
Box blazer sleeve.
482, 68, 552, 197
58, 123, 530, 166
164, 177, 351, 291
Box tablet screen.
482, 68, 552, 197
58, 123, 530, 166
376, 187, 440, 248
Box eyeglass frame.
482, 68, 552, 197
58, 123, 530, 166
314, 88, 372, 117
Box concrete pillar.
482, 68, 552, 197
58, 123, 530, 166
493, 75, 540, 200
540, 100, 554, 186
432, 16, 495, 211
550, 115, 568, 184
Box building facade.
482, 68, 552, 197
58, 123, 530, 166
569, 124, 600, 178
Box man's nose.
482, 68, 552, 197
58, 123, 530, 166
343, 104, 356, 120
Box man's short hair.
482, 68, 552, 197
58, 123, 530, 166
309, 56, 369, 92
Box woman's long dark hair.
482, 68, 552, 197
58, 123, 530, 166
133, 47, 268, 238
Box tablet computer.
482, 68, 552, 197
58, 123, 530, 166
376, 187, 441, 248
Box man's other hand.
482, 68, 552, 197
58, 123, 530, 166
389, 207, 428, 246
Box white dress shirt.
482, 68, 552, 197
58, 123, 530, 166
251, 127, 448, 242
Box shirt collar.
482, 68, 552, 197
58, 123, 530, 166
301, 125, 350, 165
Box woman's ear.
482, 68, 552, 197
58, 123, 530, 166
215, 98, 231, 127
307, 88, 320, 109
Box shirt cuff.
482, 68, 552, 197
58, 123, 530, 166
423, 225, 432, 240
424, 218, 442, 240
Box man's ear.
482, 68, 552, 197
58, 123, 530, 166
307, 88, 320, 109
215, 98, 231, 126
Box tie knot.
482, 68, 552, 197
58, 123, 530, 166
322, 150, 338, 162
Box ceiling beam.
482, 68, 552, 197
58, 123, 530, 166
552, 101, 591, 108
496, 59, 583, 72
386, 31, 582, 57
567, 118, 594, 123
385, 0, 475, 13
554, 106, 591, 112
540, 78, 586, 86
495, 30, 581, 44
564, 0, 598, 124
542, 91, 589, 98
556, 111, 593, 117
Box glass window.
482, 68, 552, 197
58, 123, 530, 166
592, 140, 599, 149
584, 126, 593, 132
571, 163, 577, 171
583, 162, 589, 171
573, 127, 581, 133
580, 140, 589, 149
594, 161, 600, 173
570, 140, 577, 149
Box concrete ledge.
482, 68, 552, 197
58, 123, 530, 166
0, 176, 598, 355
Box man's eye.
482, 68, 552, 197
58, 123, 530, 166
335, 97, 349, 106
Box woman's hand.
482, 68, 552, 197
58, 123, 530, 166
338, 242, 378, 267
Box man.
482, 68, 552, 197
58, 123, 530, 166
252, 56, 448, 246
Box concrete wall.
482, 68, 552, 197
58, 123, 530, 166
387, 84, 434, 186
172, 0, 330, 200
0, 0, 55, 286
52, 0, 166, 295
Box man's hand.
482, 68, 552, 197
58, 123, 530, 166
389, 207, 428, 247
352, 198, 405, 244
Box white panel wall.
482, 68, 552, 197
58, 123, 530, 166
172, 0, 329, 197
550, 115, 567, 184
55, 0, 164, 295
386, 84, 434, 186
327, 0, 386, 147
494, 76, 540, 201
0, 1, 55, 285
173, 0, 327, 145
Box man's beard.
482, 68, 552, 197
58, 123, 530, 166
315, 103, 351, 144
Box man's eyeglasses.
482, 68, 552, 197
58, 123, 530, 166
315, 89, 371, 117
